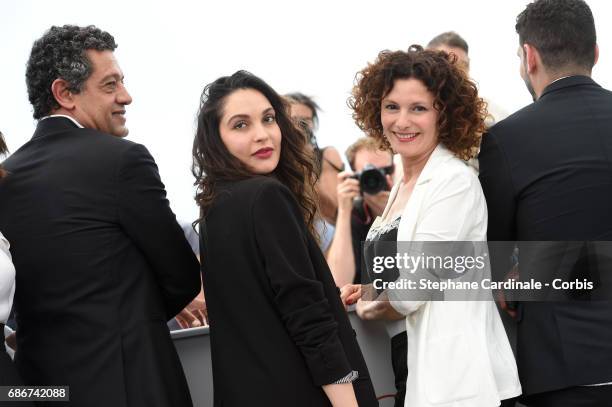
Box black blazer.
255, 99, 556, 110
200, 177, 378, 407
479, 76, 612, 395
0, 117, 201, 407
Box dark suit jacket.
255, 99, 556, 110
479, 76, 612, 395
200, 177, 378, 407
0, 117, 201, 406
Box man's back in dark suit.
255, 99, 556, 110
480, 75, 612, 396
481, 76, 612, 242
0, 117, 200, 406
479, 2, 612, 404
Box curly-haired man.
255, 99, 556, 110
0, 25, 200, 407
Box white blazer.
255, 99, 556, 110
377, 144, 521, 407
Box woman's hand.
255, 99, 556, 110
340, 284, 362, 309
175, 287, 208, 328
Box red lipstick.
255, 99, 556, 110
253, 147, 273, 158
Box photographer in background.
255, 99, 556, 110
326, 137, 393, 287
285, 92, 345, 253
330, 137, 408, 407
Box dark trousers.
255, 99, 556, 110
391, 331, 408, 407
522, 385, 612, 407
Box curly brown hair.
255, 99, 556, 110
192, 71, 319, 238
350, 45, 487, 160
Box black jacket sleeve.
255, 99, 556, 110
116, 143, 200, 319
479, 131, 517, 281
251, 180, 351, 386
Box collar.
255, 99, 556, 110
381, 144, 456, 220
550, 75, 571, 85
32, 115, 82, 140
540, 75, 599, 100
39, 114, 84, 128
413, 143, 455, 185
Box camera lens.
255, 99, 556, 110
359, 166, 387, 195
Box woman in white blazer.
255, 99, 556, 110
342, 46, 521, 406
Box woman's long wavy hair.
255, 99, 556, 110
192, 71, 319, 236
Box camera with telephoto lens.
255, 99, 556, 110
350, 164, 393, 195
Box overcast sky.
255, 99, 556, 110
2, 0, 611, 222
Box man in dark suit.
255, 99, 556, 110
479, 1, 612, 406
0, 25, 200, 406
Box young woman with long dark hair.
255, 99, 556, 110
192, 71, 378, 407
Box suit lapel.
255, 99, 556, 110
398, 144, 456, 241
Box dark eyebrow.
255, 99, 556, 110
227, 114, 249, 124
227, 107, 275, 125
382, 98, 430, 106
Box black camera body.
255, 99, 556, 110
351, 164, 391, 195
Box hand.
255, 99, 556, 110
336, 171, 360, 214
340, 284, 362, 310
496, 264, 519, 319
496, 291, 517, 319
175, 287, 208, 329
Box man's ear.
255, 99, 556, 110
594, 43, 599, 66
50, 78, 76, 110
523, 43, 538, 74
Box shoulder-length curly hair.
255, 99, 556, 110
350, 45, 487, 160
192, 71, 319, 236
